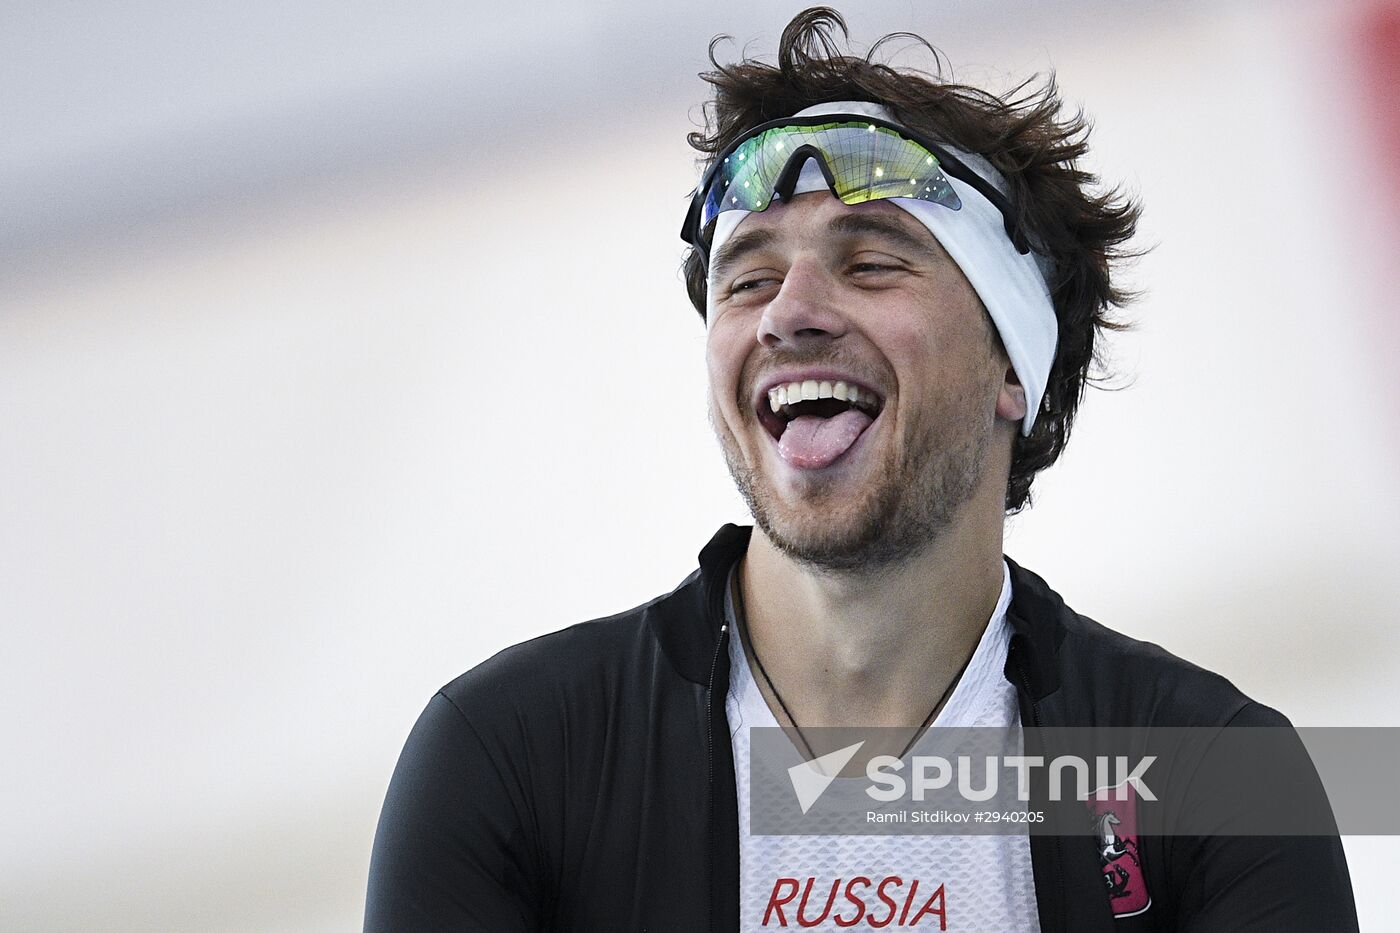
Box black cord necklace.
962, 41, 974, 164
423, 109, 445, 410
733, 562, 976, 763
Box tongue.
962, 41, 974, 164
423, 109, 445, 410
777, 409, 874, 468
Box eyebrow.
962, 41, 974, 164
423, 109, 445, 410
709, 227, 778, 285
826, 211, 943, 260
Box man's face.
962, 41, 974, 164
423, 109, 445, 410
705, 191, 1021, 573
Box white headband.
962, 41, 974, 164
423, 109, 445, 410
706, 100, 1057, 436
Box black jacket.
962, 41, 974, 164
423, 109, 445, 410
365, 524, 1357, 931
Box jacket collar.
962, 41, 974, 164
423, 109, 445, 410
650, 523, 1064, 700
650, 524, 752, 685
1002, 555, 1066, 701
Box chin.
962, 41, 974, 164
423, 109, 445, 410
746, 477, 912, 573
726, 433, 990, 577
762, 520, 889, 573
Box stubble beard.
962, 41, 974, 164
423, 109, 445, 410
712, 394, 991, 576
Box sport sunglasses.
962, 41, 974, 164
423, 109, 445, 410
679, 114, 1030, 267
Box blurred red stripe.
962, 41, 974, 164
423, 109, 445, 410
1356, 3, 1400, 410
1360, 3, 1400, 209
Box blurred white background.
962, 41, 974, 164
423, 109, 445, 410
3, 1, 1398, 930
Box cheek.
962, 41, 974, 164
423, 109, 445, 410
704, 325, 747, 414
880, 312, 996, 411
891, 283, 993, 358
877, 317, 940, 383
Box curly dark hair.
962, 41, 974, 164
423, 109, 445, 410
683, 7, 1142, 513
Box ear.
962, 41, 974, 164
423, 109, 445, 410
995, 364, 1027, 424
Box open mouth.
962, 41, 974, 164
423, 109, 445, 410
755, 378, 885, 469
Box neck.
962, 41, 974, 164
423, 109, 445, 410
737, 498, 1006, 737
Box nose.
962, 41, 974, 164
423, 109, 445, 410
756, 258, 849, 349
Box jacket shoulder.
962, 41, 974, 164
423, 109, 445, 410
1068, 611, 1283, 724
438, 589, 673, 713
1009, 559, 1284, 727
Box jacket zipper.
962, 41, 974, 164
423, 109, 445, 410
1013, 639, 1066, 933
705, 620, 729, 933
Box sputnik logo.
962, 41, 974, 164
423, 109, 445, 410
789, 741, 865, 813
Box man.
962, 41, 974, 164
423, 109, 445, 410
365, 8, 1357, 931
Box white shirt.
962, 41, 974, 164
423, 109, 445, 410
724, 561, 1042, 931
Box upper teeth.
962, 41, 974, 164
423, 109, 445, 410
767, 380, 875, 414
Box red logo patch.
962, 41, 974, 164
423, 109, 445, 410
1086, 780, 1151, 917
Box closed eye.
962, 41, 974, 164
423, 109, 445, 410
730, 276, 780, 294
847, 249, 910, 275
847, 261, 911, 282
